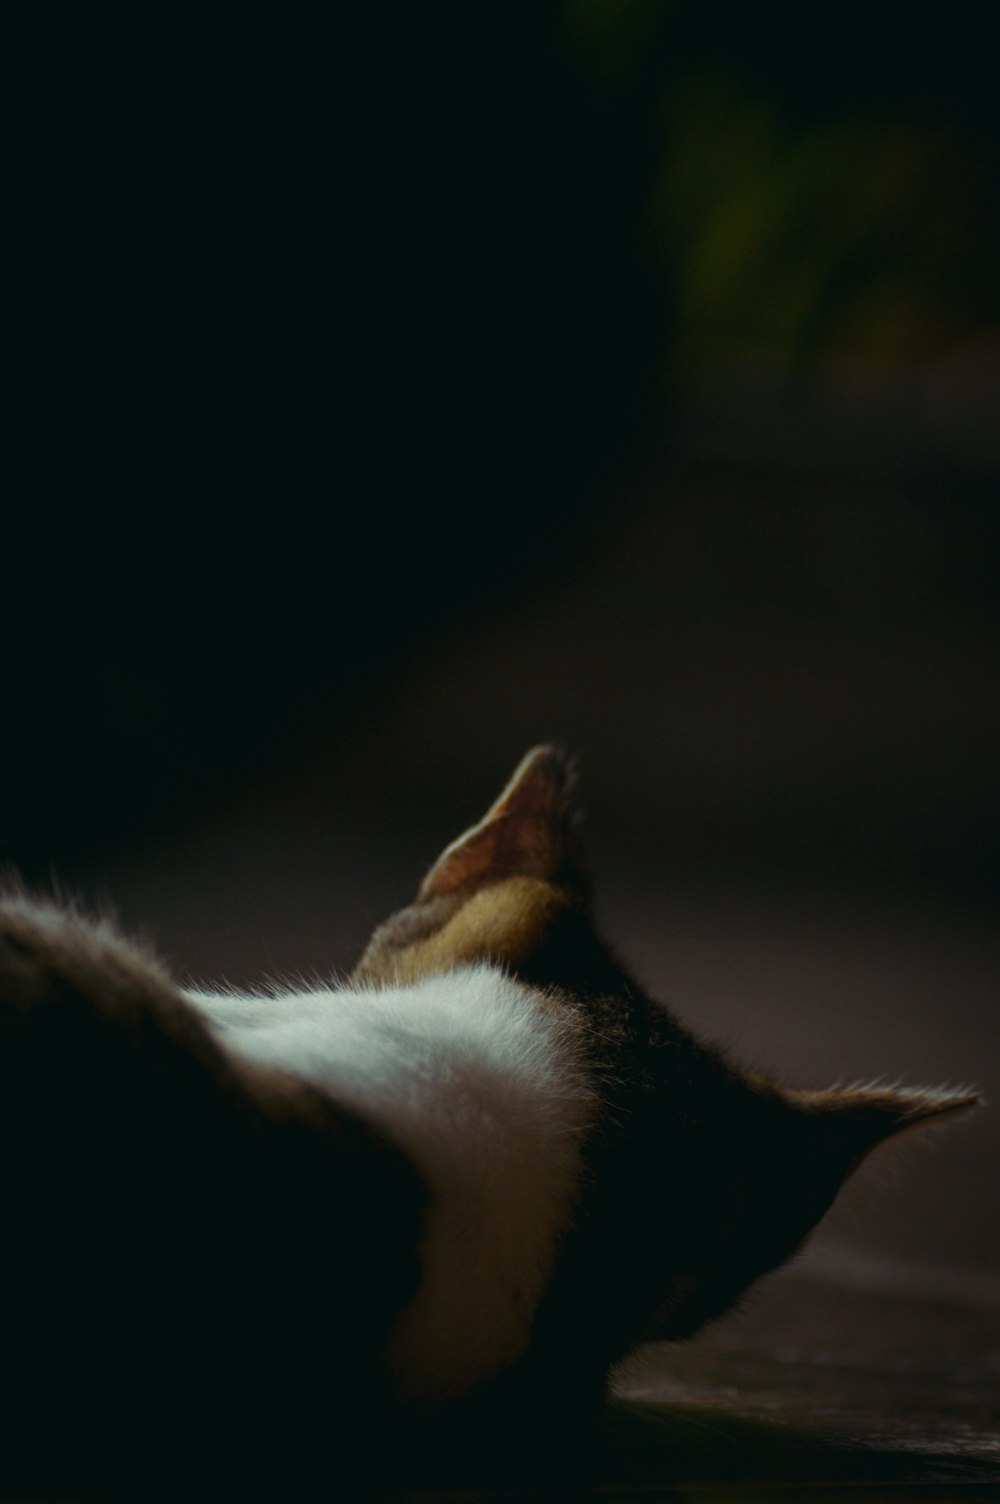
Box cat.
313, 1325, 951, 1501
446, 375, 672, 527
0, 746, 978, 1497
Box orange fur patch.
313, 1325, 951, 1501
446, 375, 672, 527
383, 877, 565, 982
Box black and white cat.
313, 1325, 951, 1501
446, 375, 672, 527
0, 747, 977, 1495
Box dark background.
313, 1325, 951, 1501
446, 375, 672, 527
7, 5, 998, 1295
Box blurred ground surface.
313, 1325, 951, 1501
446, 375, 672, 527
373, 1276, 1000, 1499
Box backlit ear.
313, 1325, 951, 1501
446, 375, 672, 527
788, 1082, 982, 1172
420, 745, 585, 900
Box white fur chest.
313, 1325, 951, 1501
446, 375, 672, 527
185, 966, 593, 1401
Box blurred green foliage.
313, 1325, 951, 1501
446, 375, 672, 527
562, 0, 998, 371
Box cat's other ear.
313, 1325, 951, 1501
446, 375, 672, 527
787, 1081, 982, 1175
419, 745, 587, 900
654, 1080, 982, 1342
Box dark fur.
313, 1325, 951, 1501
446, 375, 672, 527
0, 898, 423, 1496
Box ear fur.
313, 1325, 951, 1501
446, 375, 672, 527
787, 1081, 982, 1173
419, 745, 584, 899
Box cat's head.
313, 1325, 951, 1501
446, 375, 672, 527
352, 746, 981, 1352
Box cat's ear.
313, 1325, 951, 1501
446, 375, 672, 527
420, 745, 586, 900
351, 747, 598, 986
656, 1079, 982, 1341
787, 1081, 982, 1173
